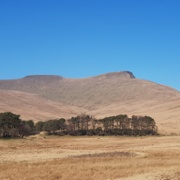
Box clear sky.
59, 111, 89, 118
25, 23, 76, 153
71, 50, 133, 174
0, 0, 180, 90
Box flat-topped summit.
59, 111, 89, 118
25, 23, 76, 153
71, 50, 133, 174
95, 71, 136, 79
23, 75, 63, 80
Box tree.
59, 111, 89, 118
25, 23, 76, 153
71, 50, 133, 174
26, 120, 35, 131
0, 112, 21, 137
39, 119, 66, 135
35, 121, 45, 132
18, 123, 32, 137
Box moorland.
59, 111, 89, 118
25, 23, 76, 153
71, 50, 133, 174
0, 136, 180, 180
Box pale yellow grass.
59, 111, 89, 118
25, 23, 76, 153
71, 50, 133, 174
0, 136, 180, 180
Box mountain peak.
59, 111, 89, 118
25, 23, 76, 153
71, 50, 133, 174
95, 71, 135, 79
23, 75, 63, 81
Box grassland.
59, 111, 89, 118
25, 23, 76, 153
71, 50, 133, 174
0, 135, 180, 180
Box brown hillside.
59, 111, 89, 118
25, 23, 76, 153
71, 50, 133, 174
0, 90, 85, 121
0, 71, 180, 134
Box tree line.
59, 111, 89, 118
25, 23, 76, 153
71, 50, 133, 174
0, 112, 158, 138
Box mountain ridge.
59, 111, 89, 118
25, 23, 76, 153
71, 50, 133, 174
1, 71, 136, 81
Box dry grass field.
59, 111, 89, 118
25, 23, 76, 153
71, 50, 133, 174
0, 135, 180, 180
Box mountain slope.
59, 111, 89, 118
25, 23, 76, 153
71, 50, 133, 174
0, 90, 85, 121
0, 71, 180, 134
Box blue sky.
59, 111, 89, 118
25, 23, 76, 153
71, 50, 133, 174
0, 0, 180, 90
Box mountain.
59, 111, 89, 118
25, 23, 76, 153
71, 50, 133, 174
0, 71, 180, 134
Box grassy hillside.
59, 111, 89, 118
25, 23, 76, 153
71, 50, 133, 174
0, 90, 85, 121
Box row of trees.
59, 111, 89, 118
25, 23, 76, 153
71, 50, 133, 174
0, 112, 158, 138
65, 114, 158, 136
34, 114, 158, 136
